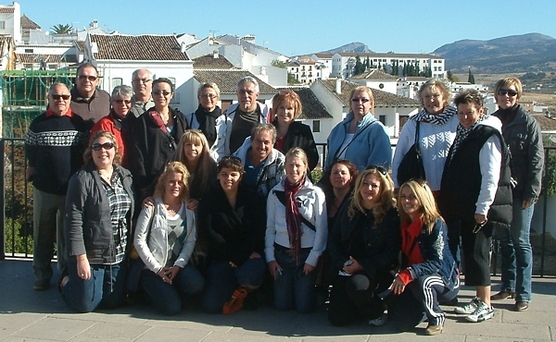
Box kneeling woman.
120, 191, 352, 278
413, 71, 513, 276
391, 180, 459, 335
265, 147, 327, 313
62, 131, 135, 312
199, 156, 266, 314
134, 162, 205, 315
327, 166, 400, 326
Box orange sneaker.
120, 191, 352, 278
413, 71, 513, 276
223, 287, 249, 315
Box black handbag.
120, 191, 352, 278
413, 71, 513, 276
397, 121, 425, 185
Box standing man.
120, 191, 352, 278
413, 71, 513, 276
70, 62, 110, 128
128, 69, 155, 127
26, 83, 88, 291
213, 76, 269, 160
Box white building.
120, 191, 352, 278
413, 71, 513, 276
286, 56, 326, 84
350, 69, 398, 95
0, 2, 21, 43
310, 53, 333, 79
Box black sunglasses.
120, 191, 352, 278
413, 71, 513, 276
51, 94, 70, 100
366, 165, 387, 175
92, 142, 115, 151
153, 90, 171, 96
78, 75, 98, 82
498, 89, 518, 97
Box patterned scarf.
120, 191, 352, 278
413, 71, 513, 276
411, 105, 457, 125
448, 115, 488, 164
284, 176, 305, 264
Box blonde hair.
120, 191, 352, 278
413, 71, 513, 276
417, 79, 451, 109
348, 167, 396, 228
397, 179, 442, 235
154, 161, 190, 202
494, 77, 523, 100
174, 129, 214, 197
284, 147, 308, 179
350, 86, 375, 115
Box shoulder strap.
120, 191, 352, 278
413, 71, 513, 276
272, 190, 316, 232
414, 121, 421, 153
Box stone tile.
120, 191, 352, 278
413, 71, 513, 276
68, 321, 152, 342
0, 313, 46, 339
134, 326, 209, 342
11, 317, 94, 341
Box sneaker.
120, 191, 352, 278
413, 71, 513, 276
425, 323, 443, 335
491, 290, 515, 300
222, 287, 248, 315
514, 301, 529, 312
465, 300, 494, 323
368, 313, 387, 327
454, 297, 479, 314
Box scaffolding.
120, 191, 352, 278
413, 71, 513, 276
1, 70, 76, 138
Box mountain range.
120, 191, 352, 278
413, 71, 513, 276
318, 33, 556, 73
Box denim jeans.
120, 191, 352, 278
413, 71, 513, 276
273, 248, 316, 313
141, 264, 205, 315
201, 258, 265, 314
32, 187, 66, 282
62, 259, 127, 312
496, 201, 534, 302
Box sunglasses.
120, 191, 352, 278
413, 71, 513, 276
113, 99, 131, 105
78, 75, 98, 82
91, 142, 115, 151
153, 90, 171, 96
51, 94, 70, 100
199, 94, 218, 99
366, 165, 387, 175
351, 98, 371, 103
472, 220, 488, 234
498, 89, 518, 97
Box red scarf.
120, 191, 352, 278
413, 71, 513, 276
46, 107, 74, 118
284, 177, 304, 264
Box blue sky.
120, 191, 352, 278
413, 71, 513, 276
15, 0, 556, 56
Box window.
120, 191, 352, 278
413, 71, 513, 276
0, 21, 5, 30
313, 120, 320, 133
379, 115, 386, 125
112, 77, 123, 88
25, 48, 33, 53
48, 64, 57, 70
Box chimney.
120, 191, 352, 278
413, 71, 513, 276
180, 42, 186, 53
335, 78, 342, 94
213, 50, 219, 59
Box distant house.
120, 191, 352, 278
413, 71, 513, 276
287, 56, 326, 85
0, 36, 15, 71
350, 69, 398, 95
85, 33, 194, 113
397, 76, 428, 100
0, 2, 21, 43
191, 51, 235, 70
310, 53, 333, 79
291, 87, 334, 144
20, 14, 40, 44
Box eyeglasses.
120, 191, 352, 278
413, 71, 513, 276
351, 98, 371, 103
498, 89, 518, 97
366, 165, 387, 175
153, 90, 171, 96
78, 75, 98, 82
91, 142, 115, 151
51, 94, 70, 100
133, 78, 152, 84
113, 99, 131, 105
199, 94, 217, 100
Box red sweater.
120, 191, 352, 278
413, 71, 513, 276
398, 218, 425, 285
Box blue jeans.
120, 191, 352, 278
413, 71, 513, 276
62, 259, 127, 312
273, 248, 316, 313
201, 258, 265, 314
496, 201, 534, 302
141, 264, 205, 315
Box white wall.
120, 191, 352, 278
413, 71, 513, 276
352, 79, 397, 95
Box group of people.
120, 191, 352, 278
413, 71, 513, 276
25, 63, 543, 335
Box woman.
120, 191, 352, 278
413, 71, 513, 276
440, 89, 512, 322
326, 86, 391, 172
490, 77, 544, 312
320, 159, 359, 228
392, 79, 458, 193
130, 78, 188, 191
61, 131, 134, 312
91, 85, 133, 168
173, 130, 218, 211
265, 147, 327, 313
327, 167, 400, 327
390, 180, 459, 335
185, 83, 223, 158
134, 161, 205, 315
271, 90, 319, 171
199, 156, 266, 314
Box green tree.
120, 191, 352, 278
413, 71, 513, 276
271, 60, 286, 68
353, 56, 365, 75
447, 70, 460, 82
51, 24, 73, 34
468, 68, 476, 84
287, 73, 298, 85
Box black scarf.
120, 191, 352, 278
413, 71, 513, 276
194, 105, 221, 147
495, 104, 520, 127
411, 105, 457, 125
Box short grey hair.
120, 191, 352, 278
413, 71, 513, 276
132, 68, 152, 80
237, 76, 259, 92
197, 82, 221, 98
49, 82, 70, 93
111, 85, 133, 98
251, 123, 277, 144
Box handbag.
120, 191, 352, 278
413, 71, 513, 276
397, 121, 425, 185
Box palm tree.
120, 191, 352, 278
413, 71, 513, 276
51, 24, 73, 35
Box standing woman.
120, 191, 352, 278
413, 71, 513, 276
391, 180, 459, 335
185, 83, 223, 159
271, 90, 319, 172
61, 131, 134, 312
490, 77, 544, 312
130, 78, 188, 191
134, 161, 205, 315
326, 86, 391, 172
199, 156, 266, 314
327, 167, 400, 327
265, 148, 327, 313
392, 79, 458, 192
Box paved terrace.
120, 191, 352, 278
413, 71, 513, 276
1, 259, 555, 341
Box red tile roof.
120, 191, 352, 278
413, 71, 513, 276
90, 34, 190, 61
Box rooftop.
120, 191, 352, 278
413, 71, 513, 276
193, 69, 276, 95
89, 34, 190, 61
351, 69, 398, 80
192, 54, 235, 69
292, 87, 333, 119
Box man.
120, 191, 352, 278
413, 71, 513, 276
25, 83, 88, 291
213, 76, 269, 160
128, 69, 155, 127
70, 62, 110, 128
233, 123, 285, 200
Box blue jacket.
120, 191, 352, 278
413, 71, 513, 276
326, 112, 391, 171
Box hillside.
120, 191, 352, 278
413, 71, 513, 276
433, 33, 556, 73
318, 42, 374, 54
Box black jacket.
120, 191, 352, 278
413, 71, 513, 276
273, 120, 319, 171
